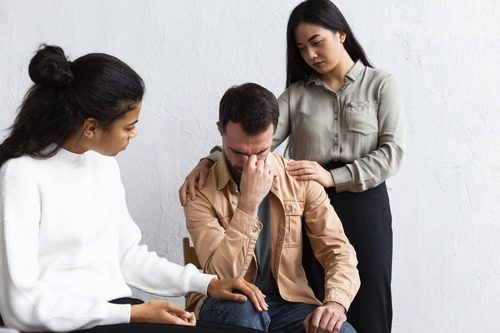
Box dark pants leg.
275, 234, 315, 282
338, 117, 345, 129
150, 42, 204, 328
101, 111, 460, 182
200, 295, 356, 333
325, 182, 393, 333
199, 297, 269, 331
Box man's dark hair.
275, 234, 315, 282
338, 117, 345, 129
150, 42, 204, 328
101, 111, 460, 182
219, 83, 279, 134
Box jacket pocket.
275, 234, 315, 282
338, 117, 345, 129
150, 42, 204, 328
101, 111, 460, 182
283, 201, 304, 248
345, 101, 378, 135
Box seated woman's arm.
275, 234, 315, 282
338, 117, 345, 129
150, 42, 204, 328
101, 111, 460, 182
0, 160, 130, 332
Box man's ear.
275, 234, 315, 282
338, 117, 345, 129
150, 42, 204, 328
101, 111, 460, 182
81, 118, 99, 139
216, 121, 224, 136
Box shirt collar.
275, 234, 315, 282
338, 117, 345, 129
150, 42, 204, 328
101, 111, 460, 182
305, 59, 365, 87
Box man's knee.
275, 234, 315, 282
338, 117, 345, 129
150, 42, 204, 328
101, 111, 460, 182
340, 321, 357, 333
200, 298, 269, 331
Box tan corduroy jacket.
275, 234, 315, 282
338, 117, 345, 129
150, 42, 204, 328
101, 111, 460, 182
184, 153, 360, 314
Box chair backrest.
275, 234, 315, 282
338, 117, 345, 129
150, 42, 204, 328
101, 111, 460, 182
182, 237, 202, 269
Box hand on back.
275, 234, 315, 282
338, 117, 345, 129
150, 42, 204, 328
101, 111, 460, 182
179, 159, 214, 206
286, 160, 335, 188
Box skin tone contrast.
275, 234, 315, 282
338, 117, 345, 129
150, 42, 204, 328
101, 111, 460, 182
62, 105, 268, 326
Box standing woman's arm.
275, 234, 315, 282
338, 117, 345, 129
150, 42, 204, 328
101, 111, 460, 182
273, 89, 292, 150
333, 74, 405, 192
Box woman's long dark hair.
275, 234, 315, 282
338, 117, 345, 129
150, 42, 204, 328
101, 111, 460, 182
0, 44, 145, 167
286, 0, 372, 87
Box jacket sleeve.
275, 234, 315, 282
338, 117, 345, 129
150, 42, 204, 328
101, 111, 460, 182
183, 189, 261, 279
302, 179, 361, 310
0, 161, 129, 332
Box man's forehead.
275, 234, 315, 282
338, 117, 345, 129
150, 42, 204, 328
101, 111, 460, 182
224, 122, 274, 136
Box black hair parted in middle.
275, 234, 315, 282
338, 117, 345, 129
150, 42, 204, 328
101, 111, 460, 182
286, 0, 372, 87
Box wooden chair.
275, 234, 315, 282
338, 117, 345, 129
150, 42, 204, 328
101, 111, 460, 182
182, 237, 203, 308
182, 237, 202, 269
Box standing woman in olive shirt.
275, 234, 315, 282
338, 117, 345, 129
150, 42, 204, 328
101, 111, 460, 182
277, 1, 404, 332
180, 1, 404, 332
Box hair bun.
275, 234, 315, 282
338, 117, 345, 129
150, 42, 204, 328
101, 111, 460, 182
28, 44, 74, 87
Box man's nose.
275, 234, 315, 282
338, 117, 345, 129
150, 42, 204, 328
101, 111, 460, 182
240, 154, 249, 165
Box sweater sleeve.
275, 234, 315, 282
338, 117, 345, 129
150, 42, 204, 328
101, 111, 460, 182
0, 160, 130, 332
112, 161, 215, 296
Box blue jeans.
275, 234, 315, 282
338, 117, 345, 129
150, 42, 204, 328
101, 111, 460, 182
199, 294, 357, 333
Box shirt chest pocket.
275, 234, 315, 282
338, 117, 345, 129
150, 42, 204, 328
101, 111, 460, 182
345, 101, 378, 135
283, 201, 304, 248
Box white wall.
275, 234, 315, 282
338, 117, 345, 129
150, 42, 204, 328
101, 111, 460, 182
1, 1, 499, 331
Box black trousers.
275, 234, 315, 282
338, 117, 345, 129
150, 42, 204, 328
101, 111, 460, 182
303, 162, 393, 333
30, 298, 263, 333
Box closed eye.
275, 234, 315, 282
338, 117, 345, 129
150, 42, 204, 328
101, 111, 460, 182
312, 39, 324, 47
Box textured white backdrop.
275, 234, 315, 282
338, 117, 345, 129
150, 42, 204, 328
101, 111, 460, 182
1, 1, 499, 331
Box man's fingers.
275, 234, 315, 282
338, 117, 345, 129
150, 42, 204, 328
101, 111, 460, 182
307, 309, 322, 333
317, 310, 333, 333
304, 312, 312, 333
332, 318, 343, 333
247, 154, 258, 168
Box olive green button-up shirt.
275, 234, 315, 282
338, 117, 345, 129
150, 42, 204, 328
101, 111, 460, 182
275, 60, 405, 192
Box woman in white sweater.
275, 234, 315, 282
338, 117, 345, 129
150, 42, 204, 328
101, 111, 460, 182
0, 45, 265, 333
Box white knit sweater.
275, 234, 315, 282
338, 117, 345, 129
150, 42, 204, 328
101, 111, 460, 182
0, 149, 214, 332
